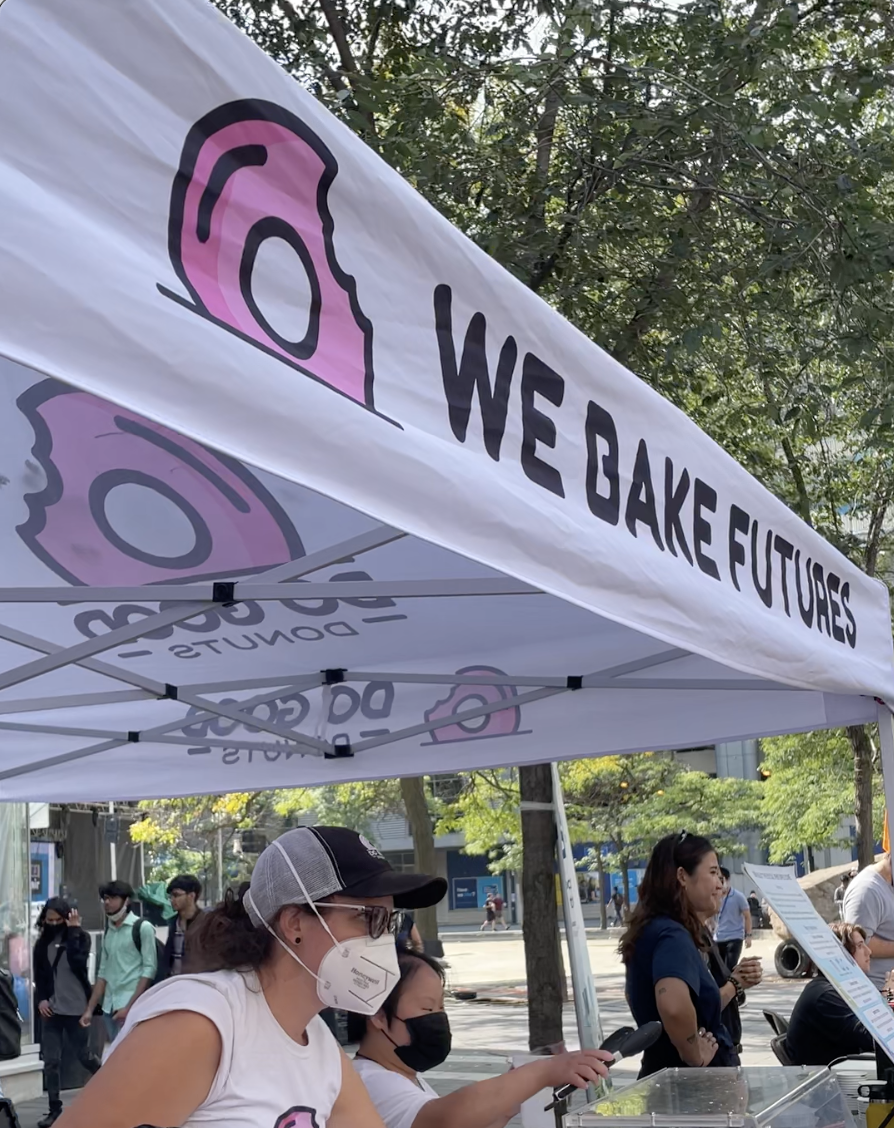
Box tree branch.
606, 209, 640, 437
317, 0, 378, 138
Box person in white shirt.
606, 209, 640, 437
843, 854, 894, 990
55, 825, 446, 1128
354, 949, 611, 1128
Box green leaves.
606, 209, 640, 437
760, 728, 886, 864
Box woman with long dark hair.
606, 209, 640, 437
55, 826, 446, 1128
621, 832, 738, 1076
33, 898, 99, 1126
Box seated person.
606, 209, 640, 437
354, 948, 611, 1128
786, 922, 875, 1066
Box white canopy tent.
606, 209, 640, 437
0, 0, 892, 810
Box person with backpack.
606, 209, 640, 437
34, 898, 100, 1126
79, 881, 159, 1043
164, 875, 204, 976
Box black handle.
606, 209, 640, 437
544, 1023, 664, 1111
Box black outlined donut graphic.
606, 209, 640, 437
159, 99, 377, 411
16, 379, 303, 586
423, 666, 527, 744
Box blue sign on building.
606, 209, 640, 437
452, 878, 479, 909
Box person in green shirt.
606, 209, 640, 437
79, 881, 157, 1042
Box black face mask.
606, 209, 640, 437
390, 1011, 452, 1073
43, 923, 64, 938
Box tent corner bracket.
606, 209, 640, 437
323, 669, 346, 685
566, 675, 583, 690
212, 581, 236, 604
127, 731, 140, 743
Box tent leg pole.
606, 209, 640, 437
877, 702, 894, 852
551, 764, 603, 1053
108, 800, 117, 881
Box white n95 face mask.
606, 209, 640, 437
245, 842, 400, 1015
312, 929, 399, 1014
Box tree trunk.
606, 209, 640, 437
399, 776, 442, 954
519, 763, 566, 1051
595, 852, 607, 931
849, 725, 876, 868
621, 858, 631, 912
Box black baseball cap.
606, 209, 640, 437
245, 825, 447, 925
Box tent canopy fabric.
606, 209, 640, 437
0, 0, 891, 801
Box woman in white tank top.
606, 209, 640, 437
55, 826, 447, 1128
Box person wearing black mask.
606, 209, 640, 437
354, 949, 610, 1128
33, 899, 100, 1126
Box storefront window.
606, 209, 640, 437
0, 802, 32, 1044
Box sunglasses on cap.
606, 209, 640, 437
313, 902, 403, 940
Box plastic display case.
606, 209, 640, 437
563, 1067, 855, 1128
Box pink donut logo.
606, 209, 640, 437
274, 1108, 319, 1128
16, 379, 304, 586
159, 99, 376, 412
423, 666, 527, 744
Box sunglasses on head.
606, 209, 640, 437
312, 902, 403, 940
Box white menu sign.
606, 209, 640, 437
745, 863, 894, 1059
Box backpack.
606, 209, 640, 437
0, 971, 22, 1061
131, 919, 168, 988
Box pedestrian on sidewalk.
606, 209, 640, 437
354, 947, 611, 1128
611, 888, 624, 927
33, 898, 100, 1126
79, 881, 158, 1045
165, 875, 204, 976
492, 893, 507, 931
480, 897, 496, 932
713, 869, 752, 971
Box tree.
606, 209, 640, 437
399, 777, 440, 951
132, 777, 451, 941
564, 756, 764, 894
760, 729, 886, 864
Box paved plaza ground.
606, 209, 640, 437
10, 929, 807, 1127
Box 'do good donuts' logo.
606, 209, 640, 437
423, 666, 529, 745
17, 379, 304, 587
159, 99, 376, 412
274, 1108, 319, 1128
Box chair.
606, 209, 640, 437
771, 1034, 795, 1067
763, 1009, 790, 1036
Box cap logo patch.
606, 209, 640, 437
359, 834, 384, 860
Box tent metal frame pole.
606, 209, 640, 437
0, 527, 408, 748
0, 689, 153, 715
0, 738, 126, 781
877, 702, 894, 841
0, 525, 407, 694
0, 678, 570, 783
0, 578, 539, 602
552, 763, 603, 1052
0, 619, 328, 750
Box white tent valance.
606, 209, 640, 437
0, 0, 891, 801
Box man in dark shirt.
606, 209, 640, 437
164, 874, 203, 975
